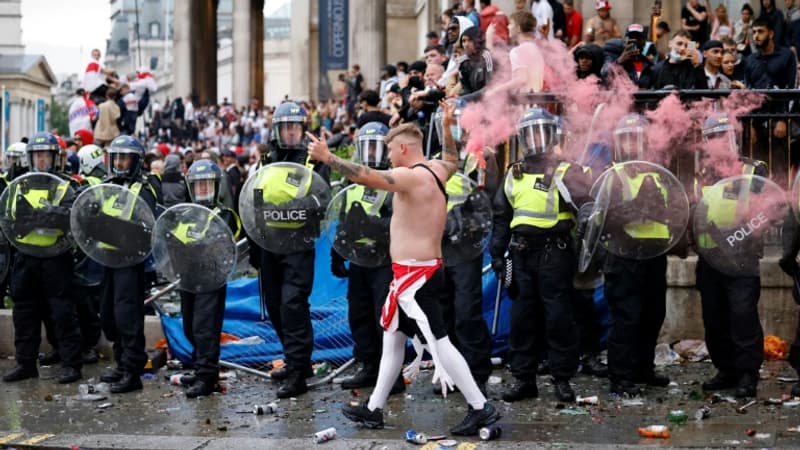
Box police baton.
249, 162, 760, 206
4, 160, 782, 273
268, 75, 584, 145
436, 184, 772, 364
143, 238, 250, 305
482, 263, 503, 336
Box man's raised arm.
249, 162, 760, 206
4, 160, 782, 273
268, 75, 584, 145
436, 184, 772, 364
306, 131, 414, 192
433, 99, 459, 179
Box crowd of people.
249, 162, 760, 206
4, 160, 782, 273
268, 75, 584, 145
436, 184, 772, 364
2, 0, 800, 440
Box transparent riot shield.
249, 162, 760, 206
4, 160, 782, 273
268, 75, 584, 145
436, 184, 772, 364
152, 203, 237, 293
443, 173, 493, 267
0, 172, 74, 257
70, 184, 155, 268
694, 174, 788, 277
325, 184, 391, 268
580, 161, 689, 265
239, 162, 331, 254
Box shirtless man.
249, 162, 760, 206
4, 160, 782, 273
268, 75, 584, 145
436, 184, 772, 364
306, 101, 499, 436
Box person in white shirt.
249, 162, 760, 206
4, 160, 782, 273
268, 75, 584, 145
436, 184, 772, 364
530, 0, 554, 40
68, 90, 95, 136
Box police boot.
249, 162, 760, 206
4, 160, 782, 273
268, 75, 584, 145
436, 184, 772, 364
57, 367, 82, 384
735, 373, 758, 398
186, 380, 217, 398
110, 372, 143, 394
502, 378, 538, 402
271, 365, 313, 382
702, 371, 738, 391
609, 379, 640, 396
100, 367, 124, 383
340, 364, 378, 390
581, 354, 608, 378
2, 365, 38, 382
277, 371, 308, 399
82, 349, 99, 365
633, 371, 670, 387
553, 378, 576, 402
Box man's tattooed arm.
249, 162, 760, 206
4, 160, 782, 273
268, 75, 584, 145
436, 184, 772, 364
328, 154, 397, 187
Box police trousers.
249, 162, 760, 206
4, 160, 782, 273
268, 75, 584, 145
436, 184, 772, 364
442, 255, 493, 384
508, 235, 579, 380
791, 309, 800, 373
101, 264, 147, 374
604, 254, 667, 381
180, 286, 227, 383
696, 258, 763, 376
347, 263, 392, 369
10, 252, 82, 369
259, 248, 315, 372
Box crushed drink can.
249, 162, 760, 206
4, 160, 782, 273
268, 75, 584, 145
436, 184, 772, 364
314, 427, 336, 443
404, 429, 428, 444
666, 410, 688, 424
479, 423, 502, 441
253, 402, 278, 415
314, 362, 330, 376
695, 405, 711, 420
576, 395, 599, 406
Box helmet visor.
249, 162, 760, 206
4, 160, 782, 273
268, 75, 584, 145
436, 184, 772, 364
356, 137, 387, 169
29, 150, 55, 173
190, 178, 216, 205
613, 127, 645, 162
274, 120, 305, 148
518, 120, 556, 156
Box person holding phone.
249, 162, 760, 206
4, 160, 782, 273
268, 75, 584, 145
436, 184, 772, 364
652, 29, 705, 89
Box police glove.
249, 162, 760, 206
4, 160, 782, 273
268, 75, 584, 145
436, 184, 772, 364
491, 257, 505, 277
330, 247, 349, 278
576, 202, 594, 241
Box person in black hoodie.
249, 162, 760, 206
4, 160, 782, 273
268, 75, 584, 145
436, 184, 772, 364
459, 26, 495, 101
161, 153, 188, 207
575, 44, 605, 84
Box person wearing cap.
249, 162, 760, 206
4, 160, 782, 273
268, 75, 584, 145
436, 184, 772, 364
698, 40, 729, 89
613, 24, 656, 89
681, 0, 710, 44
584, 0, 621, 47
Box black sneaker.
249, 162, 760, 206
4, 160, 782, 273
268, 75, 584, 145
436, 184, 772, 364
735, 373, 757, 398
277, 371, 308, 399
633, 372, 670, 387
702, 371, 738, 391
340, 365, 378, 390
553, 379, 576, 402
2, 365, 38, 382
38, 351, 60, 366
609, 379, 640, 396
100, 367, 124, 383
342, 401, 384, 429
502, 378, 538, 402
57, 367, 82, 384
449, 402, 500, 436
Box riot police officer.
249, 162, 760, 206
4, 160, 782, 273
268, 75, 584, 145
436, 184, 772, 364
603, 114, 675, 396
433, 99, 495, 394
695, 113, 768, 398
97, 136, 158, 393
77, 144, 107, 186
491, 107, 591, 402
250, 101, 330, 398
332, 122, 403, 394
1, 142, 29, 193
174, 160, 241, 398
2, 132, 83, 384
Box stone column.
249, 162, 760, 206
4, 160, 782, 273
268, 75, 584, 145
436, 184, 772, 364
290, 0, 311, 101
232, 0, 251, 108
250, 0, 265, 107
349, 0, 386, 90
172, 0, 192, 102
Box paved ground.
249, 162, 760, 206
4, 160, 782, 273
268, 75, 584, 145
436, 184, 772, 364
1, 358, 800, 449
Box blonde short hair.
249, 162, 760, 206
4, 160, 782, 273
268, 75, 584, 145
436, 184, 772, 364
385, 123, 424, 146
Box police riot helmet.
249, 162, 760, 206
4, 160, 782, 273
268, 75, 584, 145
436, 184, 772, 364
26, 132, 62, 174
702, 112, 738, 154
107, 135, 145, 180
4, 142, 28, 173
613, 113, 648, 162
272, 101, 307, 150
517, 107, 560, 156
356, 121, 390, 169
77, 144, 106, 177
186, 159, 222, 207
433, 97, 466, 149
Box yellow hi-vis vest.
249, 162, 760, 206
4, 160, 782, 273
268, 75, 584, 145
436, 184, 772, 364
171, 207, 242, 244
695, 163, 757, 249
9, 180, 70, 247
445, 152, 482, 212
505, 162, 574, 230
98, 182, 144, 250
611, 165, 670, 239
344, 185, 388, 217
258, 157, 316, 230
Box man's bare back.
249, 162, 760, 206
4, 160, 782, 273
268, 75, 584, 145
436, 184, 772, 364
389, 162, 448, 262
